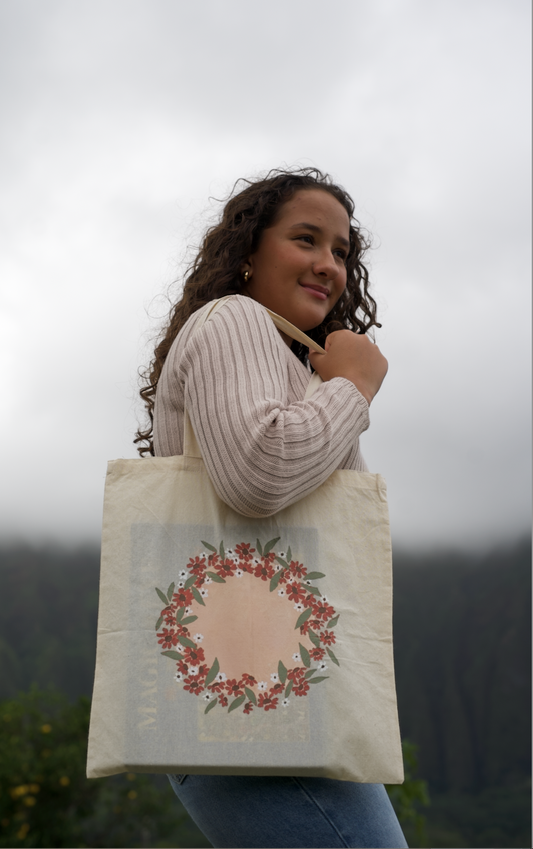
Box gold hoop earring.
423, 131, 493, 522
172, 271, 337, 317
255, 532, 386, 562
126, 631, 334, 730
243, 270, 250, 283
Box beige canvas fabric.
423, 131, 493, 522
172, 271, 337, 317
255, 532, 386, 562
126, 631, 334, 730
87, 298, 403, 784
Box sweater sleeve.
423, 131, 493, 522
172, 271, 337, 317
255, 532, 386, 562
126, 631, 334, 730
178, 297, 370, 517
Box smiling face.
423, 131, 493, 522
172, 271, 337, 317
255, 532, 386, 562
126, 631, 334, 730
244, 189, 351, 333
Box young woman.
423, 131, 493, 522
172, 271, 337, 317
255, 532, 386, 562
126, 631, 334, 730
136, 168, 407, 849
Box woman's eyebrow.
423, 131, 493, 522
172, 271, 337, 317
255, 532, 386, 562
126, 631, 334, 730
288, 222, 349, 248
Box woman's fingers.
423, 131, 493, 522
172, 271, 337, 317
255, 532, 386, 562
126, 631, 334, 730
309, 330, 388, 405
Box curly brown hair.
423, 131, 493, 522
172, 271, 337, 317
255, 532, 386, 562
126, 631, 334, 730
135, 167, 380, 456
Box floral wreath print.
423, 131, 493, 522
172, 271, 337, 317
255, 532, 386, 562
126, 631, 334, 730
154, 538, 340, 715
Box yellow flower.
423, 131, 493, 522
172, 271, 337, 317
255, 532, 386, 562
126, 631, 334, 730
10, 785, 28, 799
127, 790, 138, 800
126, 773, 136, 781
59, 776, 70, 787
40, 724, 52, 734
23, 796, 36, 807
29, 784, 40, 793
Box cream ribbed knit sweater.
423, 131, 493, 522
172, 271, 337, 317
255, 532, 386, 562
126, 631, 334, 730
153, 295, 370, 518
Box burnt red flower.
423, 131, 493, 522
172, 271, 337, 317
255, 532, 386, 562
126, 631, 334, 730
293, 681, 310, 697
270, 682, 284, 695
177, 659, 189, 675
218, 695, 228, 707
289, 560, 307, 578
157, 628, 178, 649
184, 646, 205, 664
216, 559, 236, 578
241, 673, 256, 686
254, 561, 275, 581
207, 552, 220, 568
258, 694, 279, 711
312, 601, 336, 621
320, 630, 336, 645
188, 556, 207, 575
287, 666, 306, 682
286, 582, 306, 603
184, 677, 204, 696
243, 702, 254, 714
173, 588, 193, 607
310, 646, 326, 660
225, 678, 245, 698
236, 542, 255, 561
208, 680, 225, 694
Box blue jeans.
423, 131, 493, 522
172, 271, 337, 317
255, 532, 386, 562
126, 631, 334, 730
167, 774, 408, 848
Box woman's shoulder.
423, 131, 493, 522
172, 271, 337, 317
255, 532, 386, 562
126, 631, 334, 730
182, 294, 285, 347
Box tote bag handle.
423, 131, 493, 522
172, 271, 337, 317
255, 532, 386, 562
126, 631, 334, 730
183, 296, 325, 458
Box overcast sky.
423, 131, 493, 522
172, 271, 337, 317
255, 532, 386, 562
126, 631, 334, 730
1, 0, 530, 551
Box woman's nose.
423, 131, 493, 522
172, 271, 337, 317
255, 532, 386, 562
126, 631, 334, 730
312, 249, 338, 279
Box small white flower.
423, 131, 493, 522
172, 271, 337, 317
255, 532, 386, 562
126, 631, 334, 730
188, 666, 199, 676
257, 681, 268, 691
226, 548, 234, 556
200, 552, 207, 560
317, 661, 328, 671
279, 551, 286, 559
179, 570, 188, 579
235, 569, 244, 578
270, 673, 279, 683
200, 587, 209, 598
185, 606, 193, 616
215, 672, 227, 683
174, 671, 184, 682
273, 562, 281, 572
177, 580, 185, 589
202, 692, 212, 702
174, 643, 184, 654
277, 588, 286, 597
294, 602, 304, 612
292, 652, 301, 662
282, 698, 290, 707
305, 579, 312, 586
253, 557, 260, 565
321, 595, 329, 604
193, 633, 204, 643
204, 576, 213, 585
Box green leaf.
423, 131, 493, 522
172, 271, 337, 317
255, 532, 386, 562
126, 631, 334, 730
204, 698, 218, 714
295, 607, 313, 629
286, 546, 292, 562
201, 540, 217, 552
299, 643, 311, 668
155, 615, 164, 631
181, 615, 198, 625
204, 657, 220, 687
264, 536, 280, 554
207, 571, 226, 583
175, 607, 185, 623
166, 582, 175, 601
326, 614, 340, 628
228, 694, 246, 713
161, 650, 183, 660
219, 541, 225, 559
308, 629, 321, 648
177, 635, 196, 649
305, 668, 317, 679
309, 676, 329, 684
184, 575, 197, 590
191, 587, 206, 606
301, 584, 321, 596
305, 571, 326, 581
327, 647, 340, 667
284, 679, 293, 697
155, 587, 168, 605
278, 660, 287, 684
269, 569, 285, 592
244, 687, 257, 705
275, 557, 290, 570
256, 538, 263, 556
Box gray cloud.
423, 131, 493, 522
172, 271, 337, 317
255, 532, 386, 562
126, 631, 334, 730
0, 0, 530, 549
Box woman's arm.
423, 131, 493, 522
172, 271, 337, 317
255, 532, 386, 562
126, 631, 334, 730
179, 297, 370, 517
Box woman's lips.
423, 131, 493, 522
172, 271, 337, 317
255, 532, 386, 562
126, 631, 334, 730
299, 283, 329, 300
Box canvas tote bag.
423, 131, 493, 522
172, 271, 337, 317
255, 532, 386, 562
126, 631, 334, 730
87, 296, 403, 784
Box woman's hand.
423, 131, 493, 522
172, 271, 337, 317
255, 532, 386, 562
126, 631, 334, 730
308, 329, 388, 405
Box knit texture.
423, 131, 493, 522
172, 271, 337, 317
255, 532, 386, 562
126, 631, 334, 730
153, 295, 370, 517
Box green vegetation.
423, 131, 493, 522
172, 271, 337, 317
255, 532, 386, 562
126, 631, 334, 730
0, 537, 530, 847
0, 688, 209, 848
